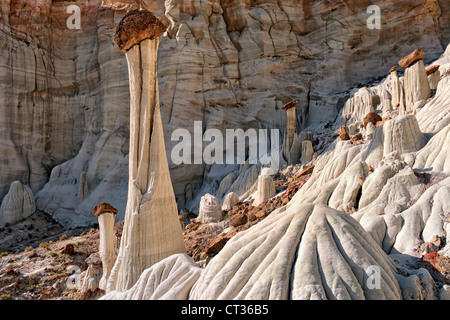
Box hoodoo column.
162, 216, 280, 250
107, 10, 186, 292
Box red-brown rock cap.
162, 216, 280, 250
398, 48, 425, 69
389, 65, 397, 73
281, 100, 299, 110
363, 112, 383, 130
93, 202, 119, 216
426, 65, 440, 76
114, 9, 166, 52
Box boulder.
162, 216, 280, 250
221, 192, 240, 211
252, 174, 276, 207
198, 194, 222, 223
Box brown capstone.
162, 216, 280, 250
114, 9, 166, 52
426, 65, 440, 76
398, 48, 425, 69
363, 112, 383, 130
92, 202, 118, 217
281, 100, 299, 110
339, 125, 350, 141
389, 65, 397, 73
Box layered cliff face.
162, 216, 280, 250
1, 0, 450, 227
0, 0, 132, 226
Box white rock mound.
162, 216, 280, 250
0, 181, 36, 227
198, 194, 222, 223
101, 254, 202, 300
189, 203, 402, 300
252, 174, 276, 207
364, 114, 427, 169
221, 192, 240, 211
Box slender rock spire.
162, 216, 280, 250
107, 10, 185, 292
281, 100, 301, 165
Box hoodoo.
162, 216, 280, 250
281, 101, 301, 165
92, 202, 119, 290
106, 10, 186, 292
400, 49, 431, 114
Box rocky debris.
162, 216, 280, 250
113, 220, 124, 250
0, 211, 84, 254
0, 181, 36, 228
398, 48, 426, 69
204, 230, 238, 258
0, 227, 101, 300
363, 112, 383, 130
198, 194, 222, 223
420, 252, 450, 286
79, 287, 105, 301
419, 235, 446, 255
183, 164, 314, 262
61, 244, 75, 255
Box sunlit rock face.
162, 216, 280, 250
1, 0, 450, 227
